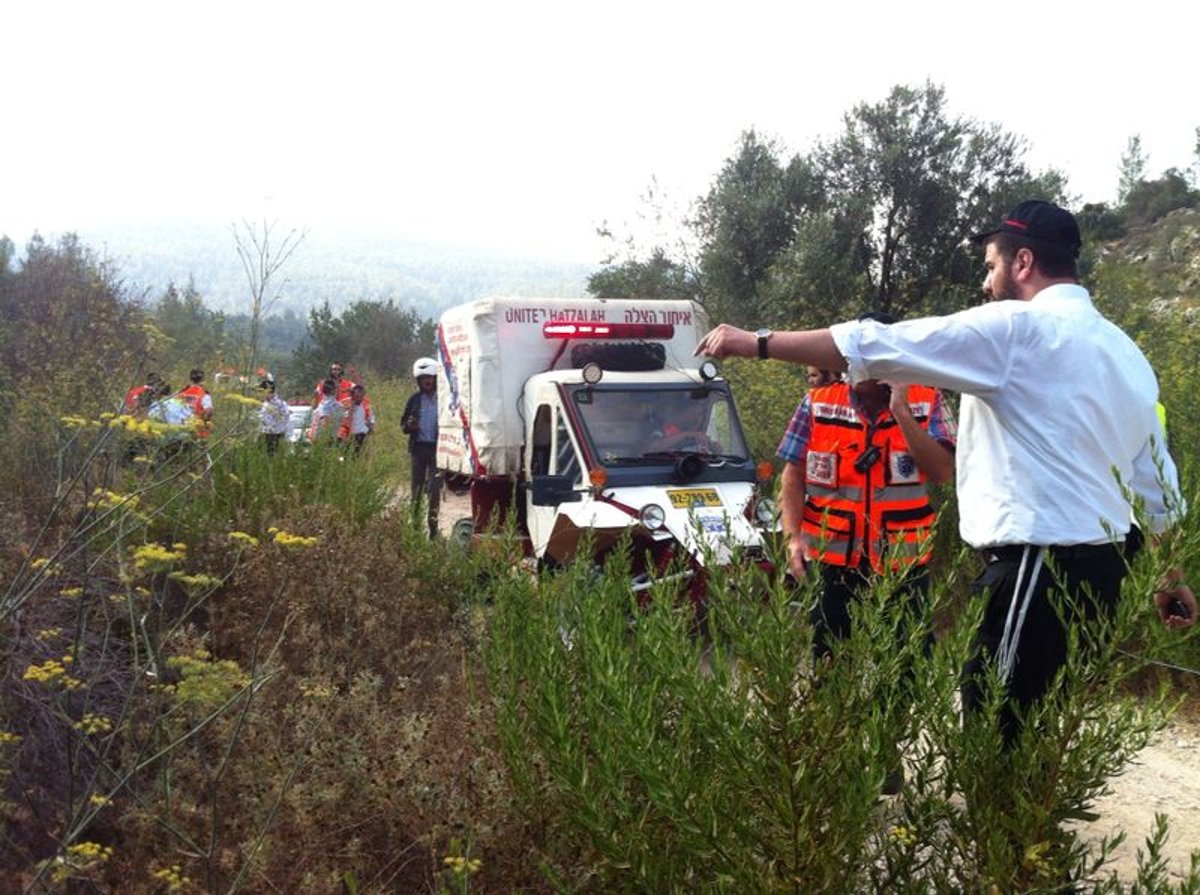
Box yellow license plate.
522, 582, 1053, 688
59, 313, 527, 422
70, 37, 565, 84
667, 488, 722, 509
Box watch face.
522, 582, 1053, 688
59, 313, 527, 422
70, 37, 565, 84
755, 328, 771, 339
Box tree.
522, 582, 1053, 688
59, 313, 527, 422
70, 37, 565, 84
587, 248, 696, 301
152, 278, 226, 376
294, 299, 435, 385
1118, 134, 1147, 203
1121, 168, 1200, 226
691, 131, 819, 326
232, 219, 305, 383
767, 83, 1064, 322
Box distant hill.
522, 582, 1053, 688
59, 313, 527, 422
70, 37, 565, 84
1099, 206, 1200, 303
58, 220, 595, 320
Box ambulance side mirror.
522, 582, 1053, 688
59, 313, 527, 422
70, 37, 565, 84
530, 474, 583, 506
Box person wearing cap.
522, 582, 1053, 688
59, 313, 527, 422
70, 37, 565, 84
695, 199, 1194, 745
257, 377, 290, 454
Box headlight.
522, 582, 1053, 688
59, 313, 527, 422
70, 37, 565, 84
640, 503, 666, 530
754, 497, 777, 526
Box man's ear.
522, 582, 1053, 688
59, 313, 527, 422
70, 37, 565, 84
1013, 247, 1037, 282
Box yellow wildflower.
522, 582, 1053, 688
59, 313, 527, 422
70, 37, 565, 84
152, 864, 192, 892
298, 681, 335, 700
132, 542, 187, 572
88, 794, 111, 808
168, 572, 222, 592
23, 659, 84, 690
273, 530, 319, 549
59, 586, 83, 599
228, 531, 259, 548
888, 824, 918, 848
0, 731, 22, 745
37, 627, 63, 642
443, 855, 483, 875
45, 841, 114, 883
74, 713, 114, 735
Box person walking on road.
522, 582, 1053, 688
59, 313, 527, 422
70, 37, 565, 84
403, 357, 441, 537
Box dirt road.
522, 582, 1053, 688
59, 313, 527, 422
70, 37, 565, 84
1080, 714, 1200, 881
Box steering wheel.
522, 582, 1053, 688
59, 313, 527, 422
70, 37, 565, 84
649, 430, 716, 454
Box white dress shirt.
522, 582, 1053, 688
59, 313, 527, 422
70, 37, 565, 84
830, 284, 1182, 548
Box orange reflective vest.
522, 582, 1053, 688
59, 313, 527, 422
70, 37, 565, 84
179, 384, 212, 438
123, 384, 151, 414
337, 397, 374, 440
800, 382, 939, 573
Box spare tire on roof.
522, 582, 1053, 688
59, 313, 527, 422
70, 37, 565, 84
570, 341, 665, 372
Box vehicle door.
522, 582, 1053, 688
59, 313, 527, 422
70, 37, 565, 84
526, 398, 584, 557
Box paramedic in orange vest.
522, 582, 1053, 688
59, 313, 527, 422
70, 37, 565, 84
123, 372, 162, 415
179, 368, 213, 439
337, 383, 376, 455
777, 312, 957, 661
313, 362, 355, 407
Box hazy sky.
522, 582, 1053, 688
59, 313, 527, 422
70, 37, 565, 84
5, 0, 1198, 262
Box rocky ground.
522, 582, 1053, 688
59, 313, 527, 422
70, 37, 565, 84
1080, 714, 1199, 882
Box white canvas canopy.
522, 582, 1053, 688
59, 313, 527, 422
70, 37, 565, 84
435, 296, 706, 477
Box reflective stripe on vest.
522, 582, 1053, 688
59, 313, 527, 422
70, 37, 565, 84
800, 382, 938, 572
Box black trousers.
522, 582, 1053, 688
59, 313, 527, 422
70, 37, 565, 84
811, 560, 931, 661
961, 542, 1131, 742
409, 442, 442, 535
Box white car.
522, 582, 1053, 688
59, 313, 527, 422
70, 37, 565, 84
287, 404, 313, 443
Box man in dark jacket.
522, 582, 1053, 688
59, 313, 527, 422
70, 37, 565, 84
402, 357, 441, 537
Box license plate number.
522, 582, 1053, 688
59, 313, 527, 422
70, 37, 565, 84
667, 488, 722, 509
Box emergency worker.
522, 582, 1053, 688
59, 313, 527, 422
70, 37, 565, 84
314, 362, 355, 406
805, 366, 840, 389
403, 357, 441, 536
779, 329, 956, 656
695, 200, 1195, 748
308, 379, 345, 443
179, 368, 213, 439
338, 383, 376, 455
123, 372, 162, 414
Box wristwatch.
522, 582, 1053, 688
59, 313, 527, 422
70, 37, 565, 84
755, 328, 773, 360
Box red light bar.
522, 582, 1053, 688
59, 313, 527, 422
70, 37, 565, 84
542, 322, 675, 340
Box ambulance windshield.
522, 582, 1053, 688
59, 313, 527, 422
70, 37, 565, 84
569, 383, 749, 466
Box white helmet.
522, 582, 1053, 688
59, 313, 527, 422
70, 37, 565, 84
413, 357, 438, 379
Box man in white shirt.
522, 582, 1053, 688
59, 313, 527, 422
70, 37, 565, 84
695, 199, 1194, 739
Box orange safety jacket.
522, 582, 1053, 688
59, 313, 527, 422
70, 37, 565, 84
314, 377, 355, 405
179, 384, 212, 439
799, 382, 940, 573
337, 397, 374, 440
123, 384, 151, 414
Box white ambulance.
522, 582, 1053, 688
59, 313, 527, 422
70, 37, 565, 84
436, 296, 777, 593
